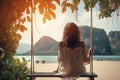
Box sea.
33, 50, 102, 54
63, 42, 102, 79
14, 55, 120, 63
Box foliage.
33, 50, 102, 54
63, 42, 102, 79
0, 1, 27, 55
98, 0, 120, 19
61, 0, 120, 19
0, 54, 29, 80
0, 27, 21, 55
35, 0, 60, 23
61, 0, 80, 12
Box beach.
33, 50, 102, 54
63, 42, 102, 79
27, 61, 120, 80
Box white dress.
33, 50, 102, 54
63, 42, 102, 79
57, 42, 89, 80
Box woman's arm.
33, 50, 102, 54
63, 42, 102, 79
87, 48, 93, 58
81, 42, 92, 64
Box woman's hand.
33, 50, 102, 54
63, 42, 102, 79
88, 48, 93, 57
53, 69, 58, 73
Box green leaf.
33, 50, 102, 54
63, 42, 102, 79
22, 57, 26, 62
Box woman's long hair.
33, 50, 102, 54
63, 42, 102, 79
62, 22, 81, 48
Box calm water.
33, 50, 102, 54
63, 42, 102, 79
14, 55, 120, 63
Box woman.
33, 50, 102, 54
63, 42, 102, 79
54, 22, 93, 80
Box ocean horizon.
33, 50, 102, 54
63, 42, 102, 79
14, 55, 120, 63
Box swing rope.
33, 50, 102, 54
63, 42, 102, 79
75, 0, 93, 74
30, 0, 94, 75
31, 0, 35, 74
90, 0, 93, 74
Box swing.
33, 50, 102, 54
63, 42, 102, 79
27, 0, 98, 80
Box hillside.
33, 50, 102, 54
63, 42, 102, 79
109, 31, 120, 55
80, 26, 112, 55
16, 43, 30, 54
25, 36, 59, 55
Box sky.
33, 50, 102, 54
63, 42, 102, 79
19, 1, 120, 44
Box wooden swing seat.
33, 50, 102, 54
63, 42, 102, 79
27, 72, 97, 80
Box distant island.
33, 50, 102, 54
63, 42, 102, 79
16, 26, 120, 55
